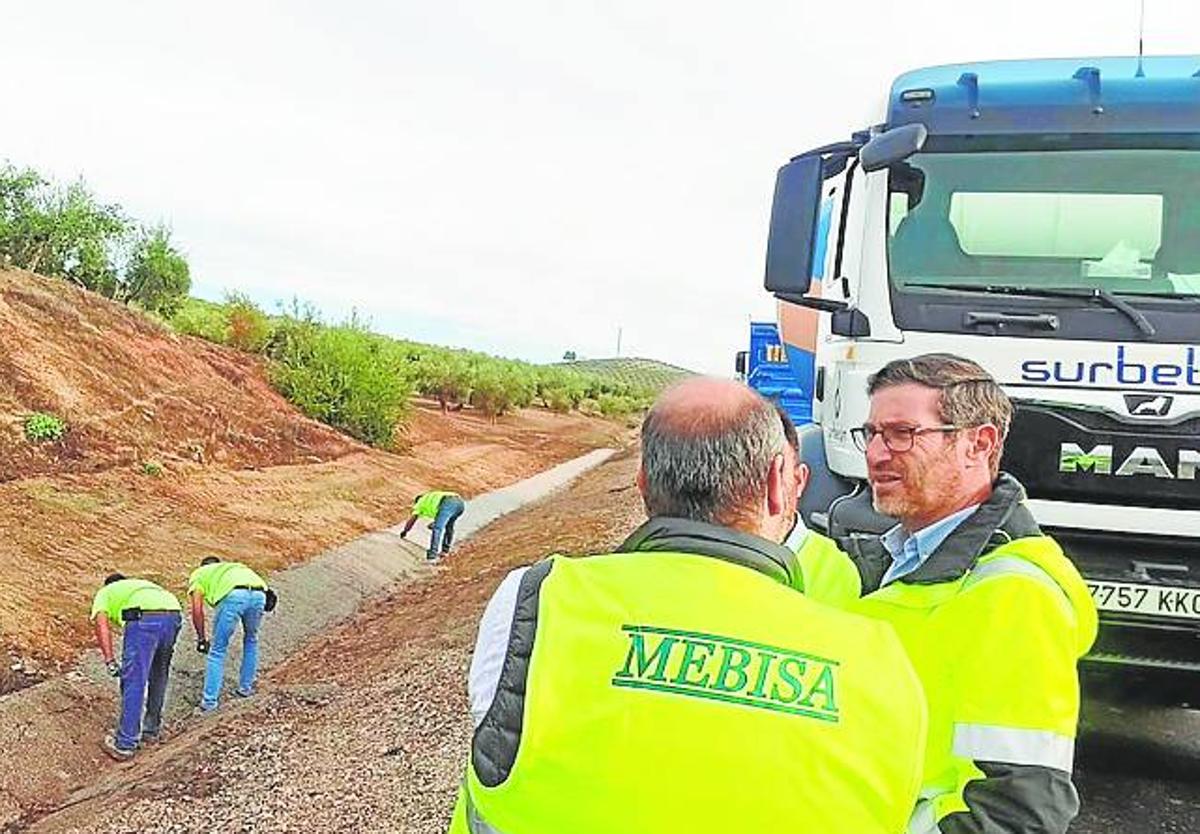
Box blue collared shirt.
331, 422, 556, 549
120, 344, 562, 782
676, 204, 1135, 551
880, 504, 980, 586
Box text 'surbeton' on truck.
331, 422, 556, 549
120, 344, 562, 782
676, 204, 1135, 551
765, 57, 1200, 676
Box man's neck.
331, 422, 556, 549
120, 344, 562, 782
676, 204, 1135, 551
901, 483, 992, 533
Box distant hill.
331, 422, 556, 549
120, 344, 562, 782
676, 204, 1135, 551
553, 357, 696, 393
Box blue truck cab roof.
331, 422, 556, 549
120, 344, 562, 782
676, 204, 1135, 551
888, 56, 1200, 136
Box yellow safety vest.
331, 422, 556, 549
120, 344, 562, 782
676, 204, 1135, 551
795, 529, 863, 606
450, 548, 928, 834
795, 523, 1097, 832
413, 490, 458, 519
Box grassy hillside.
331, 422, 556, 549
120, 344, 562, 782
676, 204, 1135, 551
554, 357, 695, 393
165, 295, 663, 442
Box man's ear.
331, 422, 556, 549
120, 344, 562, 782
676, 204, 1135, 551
766, 453, 787, 517
636, 465, 648, 501
968, 424, 1000, 469
796, 461, 811, 500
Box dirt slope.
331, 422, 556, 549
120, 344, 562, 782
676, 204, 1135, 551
0, 269, 627, 673
0, 269, 356, 480
26, 451, 644, 834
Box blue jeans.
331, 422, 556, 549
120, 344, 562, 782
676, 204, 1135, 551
429, 496, 466, 557
116, 612, 181, 750
201, 589, 266, 709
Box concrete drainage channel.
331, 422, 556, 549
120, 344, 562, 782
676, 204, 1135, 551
0, 447, 617, 830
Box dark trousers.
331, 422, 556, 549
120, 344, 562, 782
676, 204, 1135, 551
430, 496, 466, 557
116, 612, 181, 750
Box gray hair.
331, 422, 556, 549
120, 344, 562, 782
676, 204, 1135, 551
640, 393, 786, 525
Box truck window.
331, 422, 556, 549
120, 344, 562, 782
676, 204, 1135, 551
949, 192, 1162, 262
887, 147, 1200, 297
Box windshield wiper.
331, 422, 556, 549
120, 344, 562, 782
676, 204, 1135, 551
1114, 290, 1200, 302
903, 282, 1156, 337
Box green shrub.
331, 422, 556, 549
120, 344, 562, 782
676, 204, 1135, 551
469, 361, 538, 418
543, 387, 575, 413
536, 367, 588, 413
413, 351, 474, 411
597, 393, 639, 417
24, 412, 66, 442
270, 320, 412, 447
171, 297, 228, 343
264, 303, 321, 365
124, 225, 191, 315
224, 292, 272, 353
140, 460, 164, 477
500, 362, 536, 409
0, 164, 192, 311
470, 366, 513, 419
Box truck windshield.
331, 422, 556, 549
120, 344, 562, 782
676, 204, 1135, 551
886, 146, 1200, 298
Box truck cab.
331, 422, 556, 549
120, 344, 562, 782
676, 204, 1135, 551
766, 56, 1200, 673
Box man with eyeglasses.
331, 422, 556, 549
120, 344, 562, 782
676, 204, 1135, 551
791, 353, 1097, 834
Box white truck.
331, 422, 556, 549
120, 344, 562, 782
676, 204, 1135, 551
765, 56, 1200, 674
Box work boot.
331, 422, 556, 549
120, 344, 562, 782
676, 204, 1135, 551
102, 734, 136, 761
140, 732, 161, 748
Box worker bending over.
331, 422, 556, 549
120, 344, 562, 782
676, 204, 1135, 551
401, 490, 466, 561
90, 573, 182, 759
189, 556, 273, 712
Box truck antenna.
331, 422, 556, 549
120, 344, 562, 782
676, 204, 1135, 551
1135, 0, 1146, 78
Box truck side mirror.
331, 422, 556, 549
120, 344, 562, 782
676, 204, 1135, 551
735, 350, 748, 377
764, 155, 825, 297
859, 123, 927, 173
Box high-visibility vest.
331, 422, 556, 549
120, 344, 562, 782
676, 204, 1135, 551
796, 527, 1097, 832
857, 536, 1095, 832
795, 529, 863, 606
413, 490, 458, 519
450, 549, 928, 834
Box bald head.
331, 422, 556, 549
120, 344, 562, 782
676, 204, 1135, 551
649, 378, 768, 439
639, 377, 788, 534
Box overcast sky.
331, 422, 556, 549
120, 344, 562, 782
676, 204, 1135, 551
3, 1, 1197, 373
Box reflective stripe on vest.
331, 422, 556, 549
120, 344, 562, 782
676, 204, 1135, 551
964, 554, 1076, 623
963, 555, 1060, 595
957, 556, 1077, 773
952, 722, 1075, 772
906, 793, 940, 834
466, 790, 506, 834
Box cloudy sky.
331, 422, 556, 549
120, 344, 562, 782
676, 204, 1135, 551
3, 1, 1197, 372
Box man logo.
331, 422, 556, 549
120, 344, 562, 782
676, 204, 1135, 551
1125, 394, 1173, 417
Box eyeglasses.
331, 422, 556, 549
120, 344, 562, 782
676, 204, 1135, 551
849, 423, 960, 453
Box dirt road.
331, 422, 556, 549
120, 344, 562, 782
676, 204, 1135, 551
26, 450, 643, 833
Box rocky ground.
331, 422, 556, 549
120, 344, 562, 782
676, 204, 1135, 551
27, 450, 644, 833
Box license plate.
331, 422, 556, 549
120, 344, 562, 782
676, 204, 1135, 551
1087, 581, 1200, 620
